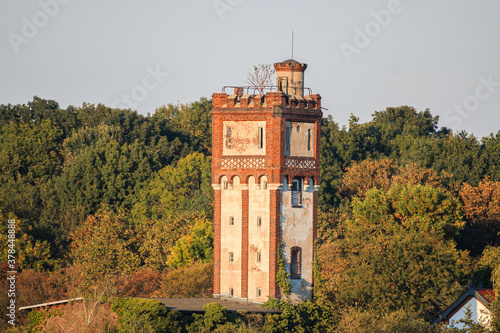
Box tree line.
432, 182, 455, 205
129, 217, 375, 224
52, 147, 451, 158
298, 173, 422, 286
0, 98, 499, 331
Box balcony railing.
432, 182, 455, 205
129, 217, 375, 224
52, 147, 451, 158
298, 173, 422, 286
222, 85, 313, 96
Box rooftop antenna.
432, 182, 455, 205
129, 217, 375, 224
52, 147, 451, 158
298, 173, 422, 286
290, 30, 295, 93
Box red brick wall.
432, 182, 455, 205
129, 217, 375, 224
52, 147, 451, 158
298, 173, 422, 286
241, 189, 249, 298
213, 189, 221, 295
269, 188, 281, 298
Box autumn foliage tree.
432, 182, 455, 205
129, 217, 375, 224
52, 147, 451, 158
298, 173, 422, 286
318, 184, 470, 320
71, 210, 140, 283
458, 179, 500, 256
341, 159, 452, 200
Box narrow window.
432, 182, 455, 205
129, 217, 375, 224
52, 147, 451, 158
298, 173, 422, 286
256, 288, 262, 297
229, 252, 234, 263
291, 247, 302, 279
223, 181, 228, 190
296, 81, 304, 96
278, 77, 288, 94
258, 127, 264, 149
307, 128, 311, 151
229, 216, 234, 225
292, 179, 301, 206
285, 124, 291, 156
256, 252, 262, 263
227, 127, 232, 148
257, 216, 262, 227
296, 125, 300, 132
262, 181, 267, 190
229, 288, 234, 296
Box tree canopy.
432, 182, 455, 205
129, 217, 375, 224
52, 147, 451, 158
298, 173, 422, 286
1, 99, 500, 331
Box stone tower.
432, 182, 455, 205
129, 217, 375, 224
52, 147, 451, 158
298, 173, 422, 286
211, 59, 322, 303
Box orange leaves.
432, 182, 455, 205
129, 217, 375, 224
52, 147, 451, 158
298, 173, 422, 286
161, 261, 213, 298
460, 178, 500, 220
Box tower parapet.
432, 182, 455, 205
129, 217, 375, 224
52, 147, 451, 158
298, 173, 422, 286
213, 89, 321, 110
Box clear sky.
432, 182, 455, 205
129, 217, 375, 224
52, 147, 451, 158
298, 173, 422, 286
1, 0, 499, 138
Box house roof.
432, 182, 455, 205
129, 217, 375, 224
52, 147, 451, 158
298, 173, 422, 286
153, 298, 281, 314
19, 297, 84, 311
433, 288, 495, 325
477, 289, 496, 303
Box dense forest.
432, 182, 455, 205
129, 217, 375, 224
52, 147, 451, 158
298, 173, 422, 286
1, 97, 499, 332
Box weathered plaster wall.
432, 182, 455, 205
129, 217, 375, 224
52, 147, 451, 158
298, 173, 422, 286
248, 176, 270, 302
289, 122, 315, 158
275, 71, 305, 97
222, 121, 266, 156
220, 176, 242, 297
280, 178, 315, 302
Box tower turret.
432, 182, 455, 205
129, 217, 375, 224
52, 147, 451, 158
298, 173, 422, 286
274, 59, 308, 97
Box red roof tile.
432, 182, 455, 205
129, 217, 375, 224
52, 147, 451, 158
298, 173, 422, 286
477, 289, 496, 303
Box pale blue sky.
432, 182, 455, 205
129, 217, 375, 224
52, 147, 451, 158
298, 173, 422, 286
1, 0, 499, 138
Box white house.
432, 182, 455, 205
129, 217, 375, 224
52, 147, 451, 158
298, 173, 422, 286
433, 288, 496, 329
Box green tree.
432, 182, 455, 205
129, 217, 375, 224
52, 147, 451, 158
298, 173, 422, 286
319, 115, 384, 209
372, 106, 439, 157
0, 210, 54, 271
132, 152, 212, 221
167, 214, 214, 268
58, 135, 154, 216
0, 118, 63, 183
481, 131, 500, 181
153, 98, 212, 154
112, 297, 182, 333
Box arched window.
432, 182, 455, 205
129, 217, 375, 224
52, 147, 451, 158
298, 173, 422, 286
260, 176, 268, 190
290, 247, 302, 279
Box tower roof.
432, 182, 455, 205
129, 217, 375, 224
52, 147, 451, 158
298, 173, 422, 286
274, 59, 307, 72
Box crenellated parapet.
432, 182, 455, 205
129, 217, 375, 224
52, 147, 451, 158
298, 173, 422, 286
212, 90, 321, 110
274, 59, 308, 72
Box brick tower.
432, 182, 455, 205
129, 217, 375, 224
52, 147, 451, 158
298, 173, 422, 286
211, 59, 322, 303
